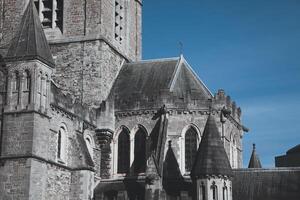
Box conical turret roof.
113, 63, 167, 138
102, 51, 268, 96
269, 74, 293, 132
248, 143, 262, 168
6, 0, 55, 67
191, 115, 232, 178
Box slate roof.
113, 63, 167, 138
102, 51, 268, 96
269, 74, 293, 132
6, 0, 55, 67
233, 168, 300, 200
110, 56, 212, 110
287, 144, 300, 155
248, 143, 262, 168
191, 115, 232, 178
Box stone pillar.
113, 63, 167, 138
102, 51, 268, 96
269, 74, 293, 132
96, 128, 113, 179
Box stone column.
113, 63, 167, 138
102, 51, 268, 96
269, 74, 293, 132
96, 128, 113, 179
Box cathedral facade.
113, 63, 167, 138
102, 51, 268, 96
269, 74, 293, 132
0, 1, 299, 200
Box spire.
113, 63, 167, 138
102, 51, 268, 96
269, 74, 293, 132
6, 0, 55, 67
191, 115, 232, 178
248, 143, 262, 168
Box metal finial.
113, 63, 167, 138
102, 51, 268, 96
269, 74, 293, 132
179, 41, 183, 55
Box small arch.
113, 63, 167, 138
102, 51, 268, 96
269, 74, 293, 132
200, 182, 206, 200
24, 70, 31, 104
223, 182, 228, 200
57, 124, 67, 163
117, 126, 130, 174
133, 125, 147, 173
84, 130, 95, 158
211, 182, 218, 200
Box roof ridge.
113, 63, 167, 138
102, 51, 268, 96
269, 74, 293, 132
128, 57, 180, 64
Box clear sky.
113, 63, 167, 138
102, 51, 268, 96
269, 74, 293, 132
142, 0, 300, 167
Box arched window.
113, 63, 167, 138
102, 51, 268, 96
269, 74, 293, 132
200, 183, 206, 200
57, 126, 67, 162
231, 137, 238, 168
24, 70, 31, 103
185, 127, 198, 172
24, 70, 31, 90
14, 71, 20, 104
134, 127, 147, 173
117, 127, 130, 173
84, 132, 95, 158
223, 186, 228, 200
211, 182, 218, 200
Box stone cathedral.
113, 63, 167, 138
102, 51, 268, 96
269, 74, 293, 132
0, 1, 299, 200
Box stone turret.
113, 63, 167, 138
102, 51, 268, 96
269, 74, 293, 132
248, 143, 262, 168
191, 115, 233, 200
4, 0, 55, 114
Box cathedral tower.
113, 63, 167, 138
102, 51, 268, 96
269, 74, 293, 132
0, 0, 142, 107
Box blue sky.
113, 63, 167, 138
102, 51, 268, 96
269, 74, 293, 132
142, 0, 300, 167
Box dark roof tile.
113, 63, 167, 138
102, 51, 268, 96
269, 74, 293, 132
6, 0, 55, 67
191, 115, 232, 178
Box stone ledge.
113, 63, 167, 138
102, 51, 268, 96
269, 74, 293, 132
0, 154, 95, 172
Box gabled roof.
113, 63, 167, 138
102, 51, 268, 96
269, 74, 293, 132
191, 115, 232, 178
248, 144, 262, 168
111, 56, 212, 110
6, 0, 55, 67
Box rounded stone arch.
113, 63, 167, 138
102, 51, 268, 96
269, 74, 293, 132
112, 125, 131, 175
132, 124, 148, 174
113, 125, 130, 142
180, 124, 202, 174
57, 122, 68, 163
131, 124, 149, 139
83, 130, 96, 158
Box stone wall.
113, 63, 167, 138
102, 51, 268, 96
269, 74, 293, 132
50, 40, 125, 107
0, 159, 31, 200
112, 109, 243, 179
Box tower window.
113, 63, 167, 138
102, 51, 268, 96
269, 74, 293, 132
57, 126, 67, 162
134, 127, 147, 173
223, 186, 228, 200
201, 183, 206, 200
114, 0, 124, 43
117, 127, 130, 173
211, 183, 218, 200
34, 0, 64, 31
185, 127, 198, 172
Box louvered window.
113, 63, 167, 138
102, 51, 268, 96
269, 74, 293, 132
185, 127, 198, 172
134, 128, 147, 173
34, 0, 63, 31
117, 128, 130, 173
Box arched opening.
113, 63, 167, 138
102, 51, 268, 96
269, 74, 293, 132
57, 125, 67, 162
223, 186, 228, 200
211, 182, 218, 200
14, 71, 20, 105
24, 70, 31, 104
185, 126, 198, 172
200, 183, 206, 200
117, 127, 130, 173
84, 131, 95, 158
134, 127, 147, 173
